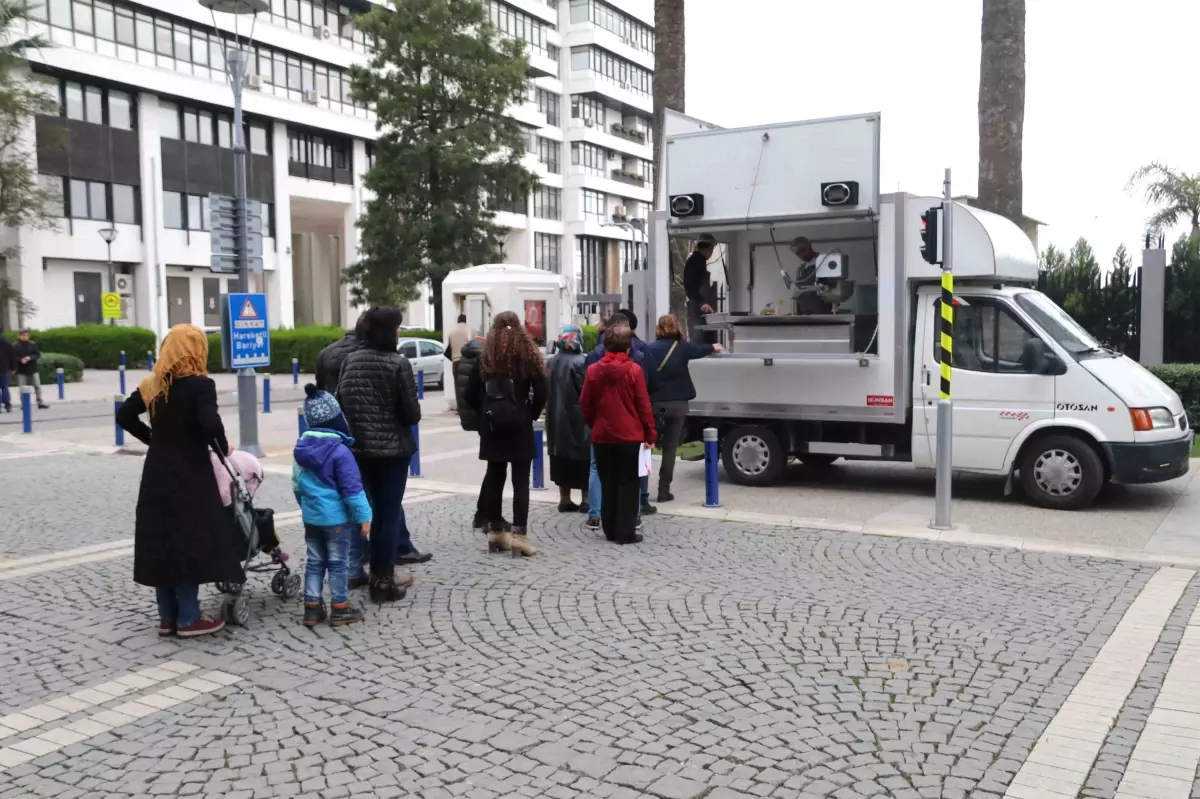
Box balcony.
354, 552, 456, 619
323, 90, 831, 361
610, 169, 645, 187
527, 49, 560, 80
510, 100, 549, 131
609, 123, 647, 145
568, 72, 653, 115
566, 119, 652, 160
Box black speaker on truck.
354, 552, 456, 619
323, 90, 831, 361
820, 181, 859, 207
669, 193, 705, 218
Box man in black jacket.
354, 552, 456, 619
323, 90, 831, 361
453, 335, 510, 531
13, 330, 48, 409
315, 313, 369, 395
683, 235, 718, 344
0, 330, 13, 412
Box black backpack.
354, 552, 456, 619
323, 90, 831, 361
483, 377, 524, 433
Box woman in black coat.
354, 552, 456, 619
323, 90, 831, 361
116, 324, 243, 638
465, 310, 548, 556
546, 325, 589, 512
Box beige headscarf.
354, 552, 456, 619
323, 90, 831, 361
138, 324, 209, 417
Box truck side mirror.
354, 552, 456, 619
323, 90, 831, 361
1025, 339, 1065, 376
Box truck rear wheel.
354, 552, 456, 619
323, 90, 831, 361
1018, 434, 1105, 510
721, 425, 786, 486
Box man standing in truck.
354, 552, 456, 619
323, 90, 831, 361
789, 236, 830, 315
684, 234, 717, 342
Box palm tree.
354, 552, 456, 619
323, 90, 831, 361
652, 0, 688, 320
1127, 163, 1200, 241
976, 0, 1026, 226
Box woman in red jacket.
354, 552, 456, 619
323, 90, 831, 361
580, 324, 656, 545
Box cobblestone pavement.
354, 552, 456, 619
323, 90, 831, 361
3, 452, 1200, 798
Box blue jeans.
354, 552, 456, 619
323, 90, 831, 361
155, 585, 200, 628
0, 371, 10, 410
304, 523, 351, 604
356, 455, 411, 577
588, 446, 602, 518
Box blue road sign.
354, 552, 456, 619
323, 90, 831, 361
227, 292, 270, 369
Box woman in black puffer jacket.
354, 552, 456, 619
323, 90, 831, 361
337, 307, 423, 603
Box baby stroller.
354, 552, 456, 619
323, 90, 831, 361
211, 446, 301, 626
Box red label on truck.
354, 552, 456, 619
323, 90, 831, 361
866, 395, 894, 407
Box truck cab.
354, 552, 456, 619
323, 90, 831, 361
653, 113, 1192, 510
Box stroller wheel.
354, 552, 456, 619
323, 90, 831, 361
224, 592, 250, 626
270, 571, 286, 596
215, 581, 229, 594
283, 573, 302, 600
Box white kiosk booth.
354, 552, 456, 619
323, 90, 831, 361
441, 264, 571, 353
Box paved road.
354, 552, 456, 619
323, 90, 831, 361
5, 451, 1200, 797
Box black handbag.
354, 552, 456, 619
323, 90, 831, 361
652, 341, 678, 446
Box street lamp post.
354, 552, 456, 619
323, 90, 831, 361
98, 227, 117, 326
199, 0, 266, 457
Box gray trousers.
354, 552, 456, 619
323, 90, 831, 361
17, 373, 43, 404
654, 400, 689, 493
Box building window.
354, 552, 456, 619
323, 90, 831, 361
159, 100, 180, 138
62, 178, 136, 222
568, 0, 653, 54
489, 0, 554, 59
162, 190, 183, 229
159, 100, 271, 155
619, 239, 646, 272
536, 88, 559, 126
536, 137, 560, 174
60, 80, 135, 129
571, 142, 607, 177
493, 195, 527, 215
577, 235, 606, 297
624, 114, 652, 146
287, 126, 352, 182
569, 46, 651, 96
582, 188, 606, 222
570, 94, 605, 125
111, 183, 136, 224
46, 0, 372, 119
532, 186, 561, 220
535, 233, 562, 273
39, 174, 64, 216
265, 0, 374, 53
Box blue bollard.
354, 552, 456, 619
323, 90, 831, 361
703, 427, 721, 508
147, 350, 155, 370
297, 407, 308, 437
532, 419, 546, 490
292, 357, 299, 385
56, 367, 64, 400
416, 368, 424, 400
20, 386, 31, 434
409, 424, 421, 477
114, 395, 124, 447
262, 375, 271, 413
119, 350, 126, 368
118, 365, 126, 396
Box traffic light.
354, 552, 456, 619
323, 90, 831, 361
920, 206, 941, 265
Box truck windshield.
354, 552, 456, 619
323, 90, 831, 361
1014, 292, 1104, 354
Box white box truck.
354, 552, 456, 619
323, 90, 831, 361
654, 113, 1193, 509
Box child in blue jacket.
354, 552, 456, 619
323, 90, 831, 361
293, 384, 373, 627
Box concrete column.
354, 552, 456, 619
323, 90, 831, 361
136, 92, 164, 340
1140, 248, 1166, 365
270, 121, 295, 328
12, 66, 49, 329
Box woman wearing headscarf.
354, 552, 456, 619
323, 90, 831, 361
116, 324, 243, 638
546, 325, 590, 512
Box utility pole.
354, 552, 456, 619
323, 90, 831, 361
931, 169, 955, 530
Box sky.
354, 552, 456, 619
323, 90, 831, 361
680, 0, 1198, 270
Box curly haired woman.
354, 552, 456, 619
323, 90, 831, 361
464, 310, 548, 556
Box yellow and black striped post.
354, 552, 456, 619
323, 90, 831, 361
939, 272, 953, 399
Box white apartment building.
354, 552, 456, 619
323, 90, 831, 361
0, 0, 654, 338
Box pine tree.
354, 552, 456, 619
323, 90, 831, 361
346, 0, 538, 325
1100, 244, 1134, 353
0, 0, 61, 323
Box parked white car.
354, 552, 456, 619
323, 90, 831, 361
397, 338, 446, 389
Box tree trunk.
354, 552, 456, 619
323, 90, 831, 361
976, 0, 1026, 228
653, 0, 688, 323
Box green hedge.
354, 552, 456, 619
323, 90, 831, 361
1148, 364, 1200, 424
206, 326, 443, 373
4, 325, 156, 369
36, 353, 84, 383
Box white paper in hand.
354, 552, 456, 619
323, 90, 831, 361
639, 444, 653, 478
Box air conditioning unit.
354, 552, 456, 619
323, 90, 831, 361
619, 81, 628, 89
115, 275, 133, 296
613, 205, 628, 218
583, 118, 594, 127
314, 25, 333, 40
303, 90, 320, 104
244, 74, 263, 90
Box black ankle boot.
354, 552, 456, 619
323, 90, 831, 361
302, 601, 327, 627
369, 574, 407, 603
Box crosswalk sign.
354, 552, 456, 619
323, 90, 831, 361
240, 297, 258, 319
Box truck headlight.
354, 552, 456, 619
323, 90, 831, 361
1130, 407, 1176, 431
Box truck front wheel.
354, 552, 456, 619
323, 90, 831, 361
721, 425, 786, 486
1018, 434, 1105, 510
